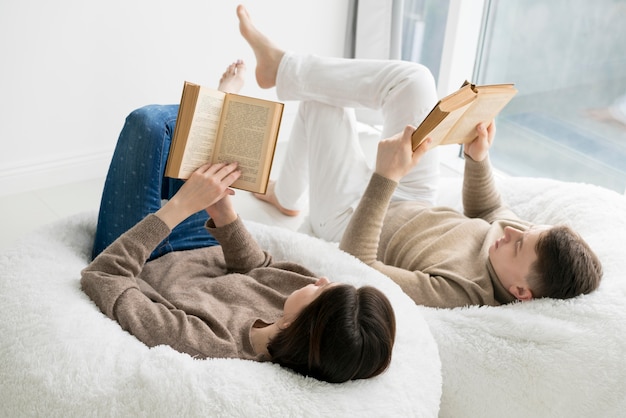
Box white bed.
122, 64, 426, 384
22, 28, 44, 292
0, 212, 441, 417
1, 175, 625, 417
428, 176, 626, 418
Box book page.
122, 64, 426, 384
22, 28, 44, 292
177, 87, 225, 178
214, 96, 280, 191
444, 87, 516, 145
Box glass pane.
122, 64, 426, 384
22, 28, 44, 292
476, 0, 626, 193
401, 0, 451, 84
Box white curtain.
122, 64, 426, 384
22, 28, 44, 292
346, 0, 404, 60
346, 0, 404, 125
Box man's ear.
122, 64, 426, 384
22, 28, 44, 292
509, 285, 533, 301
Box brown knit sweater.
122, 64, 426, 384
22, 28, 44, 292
340, 156, 530, 308
81, 215, 317, 360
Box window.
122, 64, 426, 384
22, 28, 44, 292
400, 0, 450, 85
399, 0, 626, 193
475, 0, 626, 194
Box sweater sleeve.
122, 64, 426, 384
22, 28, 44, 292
80, 214, 239, 358
339, 173, 397, 265
364, 263, 489, 308
81, 214, 170, 318
462, 155, 518, 222
340, 173, 493, 308
205, 216, 272, 273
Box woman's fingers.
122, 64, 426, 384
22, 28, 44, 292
195, 161, 241, 185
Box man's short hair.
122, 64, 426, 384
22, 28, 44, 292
527, 225, 603, 299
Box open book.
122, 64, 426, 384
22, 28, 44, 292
165, 81, 284, 193
411, 81, 518, 150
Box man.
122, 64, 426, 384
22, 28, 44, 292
237, 5, 602, 308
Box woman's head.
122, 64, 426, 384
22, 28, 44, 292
267, 282, 396, 383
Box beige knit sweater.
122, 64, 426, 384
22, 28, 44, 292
81, 215, 317, 360
340, 156, 530, 308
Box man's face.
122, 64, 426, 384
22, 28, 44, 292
488, 225, 550, 299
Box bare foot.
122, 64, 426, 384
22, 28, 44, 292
218, 60, 246, 93
586, 107, 626, 130
253, 181, 300, 216
236, 4, 284, 89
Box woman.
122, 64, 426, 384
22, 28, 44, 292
81, 62, 396, 384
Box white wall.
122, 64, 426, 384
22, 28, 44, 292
0, 0, 349, 196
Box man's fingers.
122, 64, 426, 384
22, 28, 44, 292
413, 137, 432, 160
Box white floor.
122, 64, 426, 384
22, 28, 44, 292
0, 177, 104, 252
0, 127, 464, 252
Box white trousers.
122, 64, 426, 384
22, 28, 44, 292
274, 52, 440, 241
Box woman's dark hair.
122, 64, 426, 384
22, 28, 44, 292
267, 284, 396, 383
527, 225, 603, 299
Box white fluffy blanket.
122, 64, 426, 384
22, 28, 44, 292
2, 176, 625, 418
0, 214, 441, 417
425, 176, 626, 418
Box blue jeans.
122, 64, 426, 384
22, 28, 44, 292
92, 104, 219, 260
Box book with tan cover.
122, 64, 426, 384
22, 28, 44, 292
411, 81, 517, 150
165, 81, 284, 194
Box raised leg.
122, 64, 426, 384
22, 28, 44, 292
238, 5, 441, 241
92, 61, 248, 259
92, 105, 220, 260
